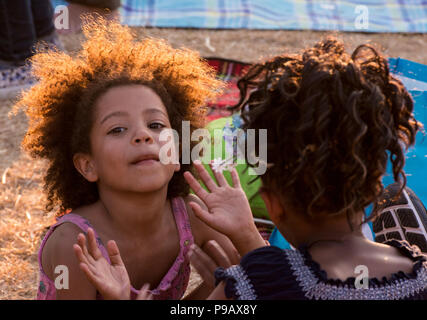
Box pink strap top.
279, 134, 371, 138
37, 197, 194, 300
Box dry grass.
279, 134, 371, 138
0, 26, 426, 300
0, 154, 55, 299
62, 28, 427, 64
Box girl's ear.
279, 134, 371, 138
260, 190, 285, 222
73, 153, 98, 182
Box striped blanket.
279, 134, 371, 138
51, 0, 426, 33
205, 58, 250, 122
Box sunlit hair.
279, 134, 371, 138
234, 37, 422, 224
15, 17, 223, 214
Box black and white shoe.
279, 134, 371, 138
0, 63, 36, 100
373, 182, 427, 253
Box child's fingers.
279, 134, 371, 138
137, 283, 153, 300
230, 167, 241, 189
77, 233, 95, 264
106, 240, 125, 267
188, 245, 216, 287
78, 262, 91, 277
202, 240, 232, 268
74, 244, 101, 275
209, 162, 228, 187
229, 244, 241, 265
189, 202, 215, 227
79, 262, 101, 288
73, 243, 90, 266
87, 228, 103, 260
193, 160, 218, 192
184, 171, 209, 200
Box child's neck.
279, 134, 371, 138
279, 210, 366, 249
97, 185, 171, 238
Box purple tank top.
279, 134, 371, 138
37, 197, 194, 300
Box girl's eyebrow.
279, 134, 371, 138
100, 108, 167, 125
100, 111, 129, 125
143, 108, 168, 117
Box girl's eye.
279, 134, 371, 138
149, 122, 166, 130
108, 127, 127, 135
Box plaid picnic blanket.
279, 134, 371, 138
205, 57, 251, 122
52, 0, 427, 33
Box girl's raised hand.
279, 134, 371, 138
184, 160, 266, 255
73, 228, 132, 300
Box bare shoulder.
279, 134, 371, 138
372, 241, 415, 269
41, 221, 85, 279
42, 201, 104, 272
41, 219, 98, 299
310, 239, 416, 281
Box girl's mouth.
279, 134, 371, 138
132, 159, 159, 166
130, 154, 160, 166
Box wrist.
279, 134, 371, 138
230, 223, 266, 256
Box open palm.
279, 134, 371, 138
184, 160, 264, 254
73, 228, 131, 300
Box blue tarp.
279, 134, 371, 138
270, 58, 427, 249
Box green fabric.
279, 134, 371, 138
191, 116, 270, 220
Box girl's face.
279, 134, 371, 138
75, 84, 179, 194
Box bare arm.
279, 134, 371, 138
207, 282, 229, 300
42, 223, 97, 299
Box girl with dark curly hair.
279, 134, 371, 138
182, 38, 427, 300
15, 17, 263, 300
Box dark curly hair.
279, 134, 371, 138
234, 37, 422, 224
15, 17, 222, 214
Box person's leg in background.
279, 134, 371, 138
31, 0, 62, 47
0, 0, 36, 67
0, 0, 62, 100
58, 0, 120, 34
0, 0, 38, 99
67, 0, 120, 11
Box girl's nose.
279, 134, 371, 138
133, 128, 154, 145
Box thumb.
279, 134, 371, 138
189, 201, 216, 227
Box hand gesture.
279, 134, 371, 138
73, 228, 152, 300
184, 160, 266, 255
188, 240, 238, 290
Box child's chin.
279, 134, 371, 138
133, 178, 171, 193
